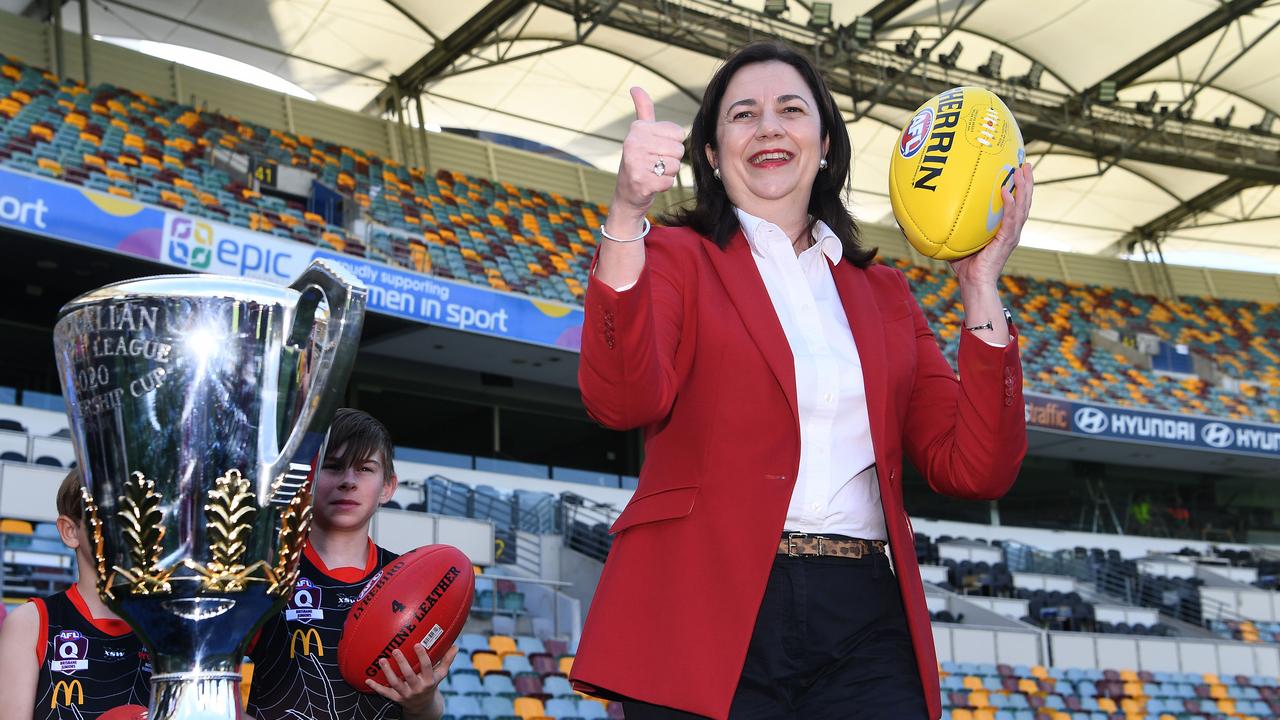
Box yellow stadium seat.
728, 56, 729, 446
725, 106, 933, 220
240, 661, 253, 706
1119, 669, 1139, 682
471, 652, 503, 676
1, 519, 34, 535
1120, 697, 1142, 714
1017, 678, 1038, 694
973, 710, 995, 720
558, 656, 574, 674
1209, 684, 1228, 699
950, 710, 973, 720
489, 635, 518, 656
1097, 697, 1117, 714
36, 157, 62, 175
1217, 698, 1235, 715
513, 697, 544, 720
159, 190, 185, 209
962, 676, 984, 691
1031, 665, 1048, 679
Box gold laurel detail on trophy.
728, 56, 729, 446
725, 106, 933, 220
185, 469, 271, 592
80, 487, 114, 601
113, 471, 173, 594
267, 476, 313, 596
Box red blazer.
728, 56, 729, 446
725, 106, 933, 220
570, 225, 1027, 720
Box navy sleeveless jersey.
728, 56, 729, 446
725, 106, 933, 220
30, 585, 151, 719
247, 541, 400, 720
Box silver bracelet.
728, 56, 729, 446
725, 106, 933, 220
966, 320, 994, 332
599, 217, 651, 243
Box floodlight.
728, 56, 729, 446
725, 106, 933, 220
1250, 110, 1276, 135
1097, 80, 1116, 105
808, 2, 832, 28
763, 0, 787, 17
1213, 105, 1235, 129
895, 30, 920, 57
1136, 91, 1159, 115
852, 15, 873, 41
977, 51, 1003, 79
1017, 61, 1044, 89
937, 43, 962, 68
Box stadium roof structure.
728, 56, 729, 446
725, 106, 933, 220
43, 0, 1280, 274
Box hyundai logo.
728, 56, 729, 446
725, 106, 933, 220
1074, 407, 1109, 435
1200, 422, 1234, 449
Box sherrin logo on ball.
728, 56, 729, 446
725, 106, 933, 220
888, 86, 1025, 260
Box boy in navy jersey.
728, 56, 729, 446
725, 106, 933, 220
0, 468, 151, 720
247, 408, 456, 720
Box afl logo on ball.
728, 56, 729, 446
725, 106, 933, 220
899, 108, 934, 159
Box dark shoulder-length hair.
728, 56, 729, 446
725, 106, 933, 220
662, 41, 876, 268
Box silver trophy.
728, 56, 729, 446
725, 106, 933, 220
52, 260, 367, 720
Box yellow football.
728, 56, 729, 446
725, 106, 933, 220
888, 86, 1024, 261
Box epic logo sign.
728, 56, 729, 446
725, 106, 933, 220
165, 216, 295, 279
166, 216, 213, 269
899, 108, 933, 159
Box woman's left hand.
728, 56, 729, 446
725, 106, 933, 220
366, 645, 458, 720
950, 162, 1034, 287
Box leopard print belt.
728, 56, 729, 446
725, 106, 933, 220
777, 532, 887, 558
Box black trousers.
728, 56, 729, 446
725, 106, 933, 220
623, 550, 929, 720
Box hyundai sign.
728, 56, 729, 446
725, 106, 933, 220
1025, 393, 1280, 458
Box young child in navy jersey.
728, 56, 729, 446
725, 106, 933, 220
0, 468, 151, 720
247, 408, 456, 720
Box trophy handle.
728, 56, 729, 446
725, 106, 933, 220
262, 260, 368, 485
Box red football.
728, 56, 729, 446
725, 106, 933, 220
338, 544, 474, 691
98, 705, 147, 720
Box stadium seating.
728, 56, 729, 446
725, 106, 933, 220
5, 53, 1274, 422
440, 630, 619, 720
440, 633, 1280, 719
0, 53, 602, 305
1209, 619, 1280, 645
896, 259, 1280, 422
938, 661, 1280, 720
1, 51, 1277, 420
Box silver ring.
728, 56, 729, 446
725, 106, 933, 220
652, 157, 666, 176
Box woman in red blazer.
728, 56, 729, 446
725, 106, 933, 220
572, 41, 1032, 720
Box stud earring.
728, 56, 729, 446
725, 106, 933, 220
713, 167, 721, 180
819, 158, 829, 170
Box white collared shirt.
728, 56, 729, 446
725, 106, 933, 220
734, 208, 885, 540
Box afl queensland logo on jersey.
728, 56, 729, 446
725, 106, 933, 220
899, 107, 933, 159
285, 577, 326, 623
51, 630, 90, 673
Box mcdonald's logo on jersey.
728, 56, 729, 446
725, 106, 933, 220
50, 679, 84, 708
290, 627, 324, 658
